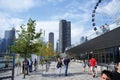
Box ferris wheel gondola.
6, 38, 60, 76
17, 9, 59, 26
92, 0, 103, 31
92, 0, 120, 31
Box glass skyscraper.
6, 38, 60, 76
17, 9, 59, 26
0, 38, 7, 54
49, 32, 54, 50
59, 20, 71, 53
0, 28, 15, 54
4, 29, 15, 53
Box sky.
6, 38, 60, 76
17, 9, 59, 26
0, 0, 120, 48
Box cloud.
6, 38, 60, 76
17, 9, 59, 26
0, 0, 35, 12
49, 0, 95, 44
51, 12, 90, 24
36, 21, 59, 43
46, 0, 64, 3
0, 12, 24, 38
50, 0, 93, 26
71, 23, 84, 44
0, 12, 85, 46
0, 0, 109, 48
35, 20, 85, 46
98, 0, 120, 17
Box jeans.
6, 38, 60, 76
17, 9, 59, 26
58, 67, 62, 76
29, 65, 32, 72
64, 65, 68, 76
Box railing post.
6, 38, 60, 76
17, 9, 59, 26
12, 54, 15, 80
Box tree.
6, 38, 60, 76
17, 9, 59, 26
45, 43, 54, 57
36, 42, 54, 59
10, 18, 42, 59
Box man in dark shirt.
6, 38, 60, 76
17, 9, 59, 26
63, 56, 70, 76
113, 60, 120, 80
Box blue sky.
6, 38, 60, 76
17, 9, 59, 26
0, 0, 120, 46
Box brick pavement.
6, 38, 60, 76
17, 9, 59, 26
15, 61, 101, 80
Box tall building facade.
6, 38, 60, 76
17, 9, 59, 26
0, 38, 7, 54
0, 38, 2, 53
4, 29, 15, 53
56, 40, 59, 53
59, 20, 71, 53
49, 32, 54, 50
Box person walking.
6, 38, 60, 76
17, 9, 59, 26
89, 56, 97, 78
34, 58, 37, 71
16, 61, 21, 75
112, 60, 120, 80
82, 60, 87, 72
63, 56, 70, 76
23, 59, 29, 74
56, 58, 63, 76
22, 59, 29, 78
86, 59, 90, 73
29, 58, 33, 72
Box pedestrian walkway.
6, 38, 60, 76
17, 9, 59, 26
15, 61, 101, 80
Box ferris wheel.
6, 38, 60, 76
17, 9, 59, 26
92, 0, 120, 31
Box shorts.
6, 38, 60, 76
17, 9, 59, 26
90, 66, 95, 72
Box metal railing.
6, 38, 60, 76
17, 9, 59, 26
66, 22, 120, 51
0, 53, 15, 80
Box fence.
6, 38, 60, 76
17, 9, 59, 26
0, 53, 15, 80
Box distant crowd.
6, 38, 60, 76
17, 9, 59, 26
15, 58, 38, 78
15, 56, 120, 80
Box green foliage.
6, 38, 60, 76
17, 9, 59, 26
55, 53, 60, 58
5, 50, 11, 61
10, 18, 42, 59
36, 42, 46, 56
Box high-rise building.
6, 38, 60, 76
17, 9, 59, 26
4, 28, 15, 53
56, 40, 59, 53
0, 38, 7, 54
59, 20, 71, 53
49, 32, 54, 50
0, 38, 2, 53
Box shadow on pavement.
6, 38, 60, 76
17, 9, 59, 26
41, 72, 91, 77
29, 70, 44, 75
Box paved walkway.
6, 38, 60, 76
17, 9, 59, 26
14, 61, 101, 80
